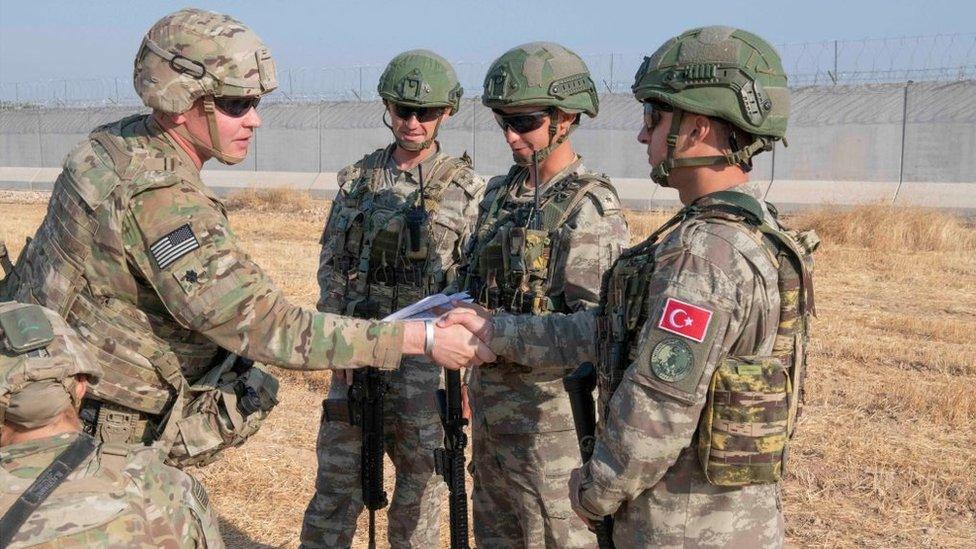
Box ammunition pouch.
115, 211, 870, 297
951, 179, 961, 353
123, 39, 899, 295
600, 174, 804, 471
697, 355, 792, 486
164, 356, 280, 467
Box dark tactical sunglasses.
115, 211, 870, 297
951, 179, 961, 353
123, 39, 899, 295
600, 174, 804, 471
643, 101, 673, 131
390, 104, 447, 122
214, 96, 261, 117
493, 109, 550, 134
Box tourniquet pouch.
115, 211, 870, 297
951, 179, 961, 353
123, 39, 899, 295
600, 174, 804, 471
697, 354, 792, 486
167, 358, 280, 467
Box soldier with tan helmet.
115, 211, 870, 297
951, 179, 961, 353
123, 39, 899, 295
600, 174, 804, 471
454, 42, 630, 548
301, 50, 486, 549
0, 301, 224, 548
4, 8, 491, 468
441, 26, 818, 547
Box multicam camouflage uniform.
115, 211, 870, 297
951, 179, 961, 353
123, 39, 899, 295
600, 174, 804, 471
301, 51, 485, 549
461, 43, 630, 548
485, 27, 817, 548
0, 301, 223, 548
6, 9, 403, 467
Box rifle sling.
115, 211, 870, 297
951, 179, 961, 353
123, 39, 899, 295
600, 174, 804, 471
0, 433, 98, 548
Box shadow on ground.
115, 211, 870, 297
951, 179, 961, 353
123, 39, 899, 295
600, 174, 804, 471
220, 517, 283, 549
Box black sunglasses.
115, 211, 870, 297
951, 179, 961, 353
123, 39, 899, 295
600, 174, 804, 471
643, 101, 673, 131
214, 96, 261, 117
390, 104, 446, 122
493, 109, 549, 134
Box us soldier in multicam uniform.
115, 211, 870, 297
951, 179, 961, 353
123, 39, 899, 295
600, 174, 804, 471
300, 50, 485, 549
456, 42, 630, 548
0, 8, 488, 468
443, 27, 817, 548
0, 301, 223, 548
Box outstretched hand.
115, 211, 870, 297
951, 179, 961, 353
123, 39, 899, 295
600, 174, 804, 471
430, 322, 496, 370
437, 301, 493, 344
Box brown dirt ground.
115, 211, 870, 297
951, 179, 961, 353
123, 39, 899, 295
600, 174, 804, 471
1, 191, 973, 548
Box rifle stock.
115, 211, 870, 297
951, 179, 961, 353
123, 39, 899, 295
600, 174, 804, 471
564, 362, 615, 549
434, 368, 470, 549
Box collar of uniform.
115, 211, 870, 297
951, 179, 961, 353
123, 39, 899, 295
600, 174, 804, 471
512, 155, 584, 200
385, 142, 444, 184
1, 432, 79, 464
690, 182, 773, 223
146, 115, 199, 174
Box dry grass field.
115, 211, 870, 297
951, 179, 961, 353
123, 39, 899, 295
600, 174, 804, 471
1, 189, 974, 548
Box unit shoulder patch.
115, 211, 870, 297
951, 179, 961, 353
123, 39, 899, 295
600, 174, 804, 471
650, 337, 695, 382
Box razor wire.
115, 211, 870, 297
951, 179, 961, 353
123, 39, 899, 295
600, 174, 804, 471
1, 33, 974, 107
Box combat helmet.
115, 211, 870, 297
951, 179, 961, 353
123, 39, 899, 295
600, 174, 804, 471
133, 8, 278, 164
0, 302, 102, 435
483, 42, 599, 165
632, 26, 789, 185
378, 49, 462, 151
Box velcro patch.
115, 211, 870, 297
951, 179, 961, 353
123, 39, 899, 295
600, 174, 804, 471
150, 224, 200, 270
656, 297, 713, 342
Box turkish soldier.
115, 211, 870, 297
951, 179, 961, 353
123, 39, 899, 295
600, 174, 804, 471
441, 26, 818, 547
0, 301, 223, 548
2, 8, 489, 467
300, 50, 486, 548
457, 42, 630, 548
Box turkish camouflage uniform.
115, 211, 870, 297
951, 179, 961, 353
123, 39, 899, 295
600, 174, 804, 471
461, 158, 629, 548
488, 183, 817, 548
1, 432, 223, 548
301, 144, 485, 548
8, 114, 404, 465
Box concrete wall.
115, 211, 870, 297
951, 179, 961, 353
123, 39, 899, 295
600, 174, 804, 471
2, 81, 975, 211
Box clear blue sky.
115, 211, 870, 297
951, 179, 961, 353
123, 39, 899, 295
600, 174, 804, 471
1, 0, 973, 82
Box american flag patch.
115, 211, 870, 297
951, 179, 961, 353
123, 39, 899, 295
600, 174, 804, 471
150, 224, 200, 270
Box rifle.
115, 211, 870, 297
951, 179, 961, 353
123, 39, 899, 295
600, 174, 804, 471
349, 367, 388, 549
563, 362, 615, 549
434, 368, 470, 548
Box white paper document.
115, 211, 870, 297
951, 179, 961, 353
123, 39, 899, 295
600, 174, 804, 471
381, 291, 472, 321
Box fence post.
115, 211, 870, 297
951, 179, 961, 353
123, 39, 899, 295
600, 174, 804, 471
471, 99, 477, 165
833, 40, 838, 84
892, 80, 913, 205
35, 106, 44, 168
318, 102, 324, 173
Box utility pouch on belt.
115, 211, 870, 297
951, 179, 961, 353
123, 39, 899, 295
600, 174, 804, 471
697, 355, 792, 486
165, 355, 280, 467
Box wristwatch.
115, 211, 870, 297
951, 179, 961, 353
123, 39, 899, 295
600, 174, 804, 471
423, 319, 435, 358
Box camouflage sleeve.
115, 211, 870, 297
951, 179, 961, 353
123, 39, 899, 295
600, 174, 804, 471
122, 181, 403, 371
128, 449, 225, 548
552, 188, 629, 312
489, 309, 598, 369
315, 188, 348, 314
571, 228, 771, 519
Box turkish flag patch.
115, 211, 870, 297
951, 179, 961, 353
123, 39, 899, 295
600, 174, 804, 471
656, 298, 713, 343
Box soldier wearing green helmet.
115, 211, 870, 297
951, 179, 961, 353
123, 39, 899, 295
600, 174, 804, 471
454, 42, 630, 548
0, 302, 223, 548
439, 26, 818, 548
3, 8, 489, 472
301, 49, 486, 548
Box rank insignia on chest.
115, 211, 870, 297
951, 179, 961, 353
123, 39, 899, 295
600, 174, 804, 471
150, 223, 200, 270
656, 297, 713, 342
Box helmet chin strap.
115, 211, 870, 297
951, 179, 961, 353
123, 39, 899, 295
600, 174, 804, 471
513, 109, 578, 167
650, 106, 775, 187
172, 96, 247, 165
382, 108, 441, 152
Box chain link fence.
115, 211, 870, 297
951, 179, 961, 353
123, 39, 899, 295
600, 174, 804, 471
2, 34, 974, 107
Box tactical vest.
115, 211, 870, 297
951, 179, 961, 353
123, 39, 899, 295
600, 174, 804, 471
0, 442, 156, 547
10, 115, 278, 466
465, 166, 617, 315
325, 147, 475, 319
596, 192, 817, 487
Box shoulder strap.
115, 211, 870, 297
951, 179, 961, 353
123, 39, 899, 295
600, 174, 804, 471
539, 173, 617, 229
0, 434, 98, 548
